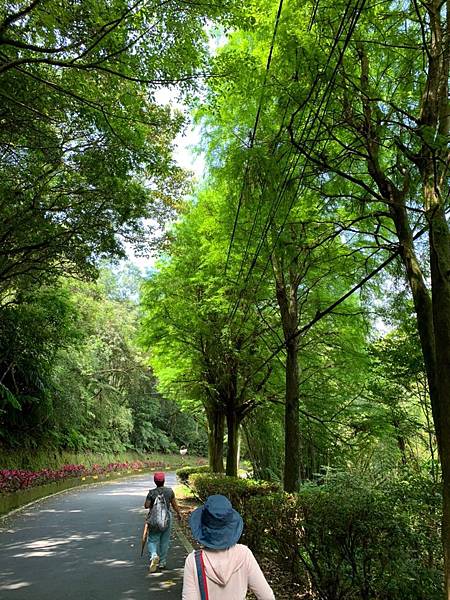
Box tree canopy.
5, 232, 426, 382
1, 0, 449, 596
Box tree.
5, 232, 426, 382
0, 284, 79, 446
193, 13, 378, 490
140, 191, 276, 475
203, 0, 449, 588
0, 0, 239, 299
0, 267, 202, 454
273, 0, 450, 588
367, 301, 438, 474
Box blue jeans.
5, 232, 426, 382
147, 513, 172, 565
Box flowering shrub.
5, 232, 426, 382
0, 459, 165, 493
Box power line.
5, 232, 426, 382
227, 0, 357, 322
226, 0, 365, 325
254, 0, 368, 290
308, 0, 321, 31
224, 0, 327, 319
248, 224, 429, 380
224, 0, 285, 275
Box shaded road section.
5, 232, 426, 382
0, 472, 189, 599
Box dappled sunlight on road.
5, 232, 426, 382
97, 484, 148, 497
110, 535, 136, 544
0, 472, 185, 598
9, 532, 109, 558
93, 558, 134, 567
38, 509, 83, 514
118, 572, 186, 600
128, 507, 143, 514
0, 579, 32, 591
98, 491, 145, 497
145, 567, 185, 594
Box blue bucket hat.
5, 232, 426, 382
189, 495, 243, 550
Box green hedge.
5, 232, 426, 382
188, 470, 442, 600
189, 473, 280, 512
246, 473, 442, 600
176, 465, 211, 484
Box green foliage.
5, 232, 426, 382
176, 465, 211, 484
345, 303, 438, 476
142, 396, 208, 456
0, 1, 446, 594
0, 285, 79, 445
0, 0, 243, 298
189, 473, 280, 512
139, 195, 279, 474
244, 472, 442, 599
0, 382, 21, 411
0, 268, 207, 456
243, 404, 284, 481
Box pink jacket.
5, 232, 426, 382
182, 544, 275, 600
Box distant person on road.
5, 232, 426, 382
144, 471, 181, 572
182, 494, 275, 600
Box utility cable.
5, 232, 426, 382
224, 0, 285, 275
226, 0, 365, 326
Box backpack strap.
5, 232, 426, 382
157, 487, 169, 508
194, 550, 209, 600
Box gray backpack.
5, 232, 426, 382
146, 490, 169, 531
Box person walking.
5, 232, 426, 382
144, 471, 181, 572
182, 494, 275, 599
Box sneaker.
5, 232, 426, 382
159, 563, 166, 570
148, 555, 160, 573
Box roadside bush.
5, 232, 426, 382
176, 465, 210, 484
0, 459, 166, 493
243, 491, 299, 563
189, 473, 280, 513
383, 471, 442, 576
245, 472, 442, 600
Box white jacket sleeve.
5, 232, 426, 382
246, 548, 276, 600
182, 551, 199, 600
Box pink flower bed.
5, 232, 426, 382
0, 460, 165, 494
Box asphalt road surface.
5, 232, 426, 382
0, 472, 190, 599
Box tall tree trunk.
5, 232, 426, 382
357, 27, 450, 592
428, 206, 450, 598
205, 404, 225, 473
390, 201, 440, 439
284, 334, 300, 491
389, 193, 450, 596
226, 410, 240, 477
392, 416, 408, 465
272, 252, 301, 492
421, 1, 450, 591
309, 10, 450, 592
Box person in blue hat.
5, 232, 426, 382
182, 495, 275, 599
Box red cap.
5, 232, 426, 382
154, 471, 165, 483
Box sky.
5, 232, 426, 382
124, 89, 205, 273
155, 86, 205, 179
123, 29, 225, 272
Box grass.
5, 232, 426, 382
173, 483, 197, 500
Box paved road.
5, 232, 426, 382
0, 472, 189, 599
